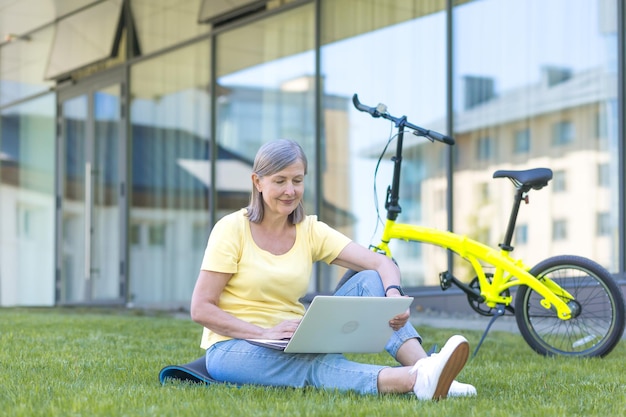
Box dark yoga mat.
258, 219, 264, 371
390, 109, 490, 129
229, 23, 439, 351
159, 356, 220, 385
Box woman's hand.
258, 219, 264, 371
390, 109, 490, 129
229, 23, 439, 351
263, 319, 301, 340
388, 308, 410, 331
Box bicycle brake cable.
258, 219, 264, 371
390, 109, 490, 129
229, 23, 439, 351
370, 121, 398, 244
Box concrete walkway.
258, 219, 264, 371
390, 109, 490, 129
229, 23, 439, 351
410, 308, 626, 340
410, 309, 520, 334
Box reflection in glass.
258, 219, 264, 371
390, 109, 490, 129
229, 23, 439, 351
0, 0, 94, 36
129, 41, 210, 307
321, 1, 448, 287
215, 5, 315, 210
91, 86, 121, 301
58, 85, 123, 304
215, 4, 321, 288
0, 95, 55, 305
0, 26, 55, 106
60, 95, 88, 302
130, 0, 209, 56
45, 0, 124, 80
453, 0, 618, 273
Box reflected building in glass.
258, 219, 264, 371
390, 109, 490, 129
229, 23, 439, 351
0, 0, 623, 308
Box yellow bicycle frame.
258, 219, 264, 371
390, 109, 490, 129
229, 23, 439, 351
376, 219, 576, 320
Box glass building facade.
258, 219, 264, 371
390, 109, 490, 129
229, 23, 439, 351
0, 0, 624, 308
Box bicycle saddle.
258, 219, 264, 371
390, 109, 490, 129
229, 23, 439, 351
493, 168, 553, 190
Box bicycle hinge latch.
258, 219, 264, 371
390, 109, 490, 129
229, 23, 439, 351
439, 271, 453, 290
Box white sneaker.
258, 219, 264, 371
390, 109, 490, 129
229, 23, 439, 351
426, 347, 477, 397
410, 335, 470, 400
449, 380, 477, 397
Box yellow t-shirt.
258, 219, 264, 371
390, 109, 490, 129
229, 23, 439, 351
199, 208, 352, 349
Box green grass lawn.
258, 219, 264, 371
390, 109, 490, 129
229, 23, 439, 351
1, 308, 624, 417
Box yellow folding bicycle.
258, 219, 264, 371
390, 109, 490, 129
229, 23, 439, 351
337, 94, 625, 358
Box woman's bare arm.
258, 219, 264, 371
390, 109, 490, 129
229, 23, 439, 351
332, 242, 409, 330
190, 269, 299, 340
331, 242, 402, 294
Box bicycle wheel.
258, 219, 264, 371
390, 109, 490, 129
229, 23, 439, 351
515, 255, 625, 357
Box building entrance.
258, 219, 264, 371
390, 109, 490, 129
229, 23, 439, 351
56, 71, 127, 304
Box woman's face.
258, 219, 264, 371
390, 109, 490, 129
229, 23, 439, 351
254, 160, 305, 218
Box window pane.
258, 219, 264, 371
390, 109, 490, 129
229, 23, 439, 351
597, 162, 610, 186
476, 136, 493, 160
552, 219, 568, 241
215, 3, 315, 212
0, 95, 56, 305
453, 0, 618, 272
215, 3, 317, 286
596, 212, 611, 236
551, 120, 574, 146
0, 26, 55, 106
0, 0, 94, 36
514, 128, 530, 153
129, 41, 210, 307
130, 0, 209, 56
321, 0, 448, 287
516, 224, 528, 245
552, 170, 567, 192
45, 0, 124, 80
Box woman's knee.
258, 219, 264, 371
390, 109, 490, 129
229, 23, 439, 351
334, 270, 384, 296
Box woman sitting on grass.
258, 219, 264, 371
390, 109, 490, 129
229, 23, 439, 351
190, 139, 476, 400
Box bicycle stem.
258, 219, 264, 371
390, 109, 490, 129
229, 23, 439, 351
386, 122, 405, 221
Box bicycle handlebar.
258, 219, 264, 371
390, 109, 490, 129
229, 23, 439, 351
352, 94, 455, 145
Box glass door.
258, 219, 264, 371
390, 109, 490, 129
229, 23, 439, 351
57, 75, 126, 304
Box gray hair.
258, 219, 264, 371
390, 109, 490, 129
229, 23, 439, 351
246, 139, 308, 224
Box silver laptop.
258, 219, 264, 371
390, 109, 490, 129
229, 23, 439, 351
245, 295, 413, 353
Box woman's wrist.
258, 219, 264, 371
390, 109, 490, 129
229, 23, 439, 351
384, 284, 405, 296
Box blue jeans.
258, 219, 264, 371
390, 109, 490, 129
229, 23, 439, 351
204, 270, 421, 395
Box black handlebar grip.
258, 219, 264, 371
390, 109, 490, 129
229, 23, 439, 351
428, 130, 455, 145
352, 94, 379, 117
352, 93, 366, 111
353, 93, 454, 144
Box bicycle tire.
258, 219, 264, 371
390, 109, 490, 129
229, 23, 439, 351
515, 255, 625, 357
